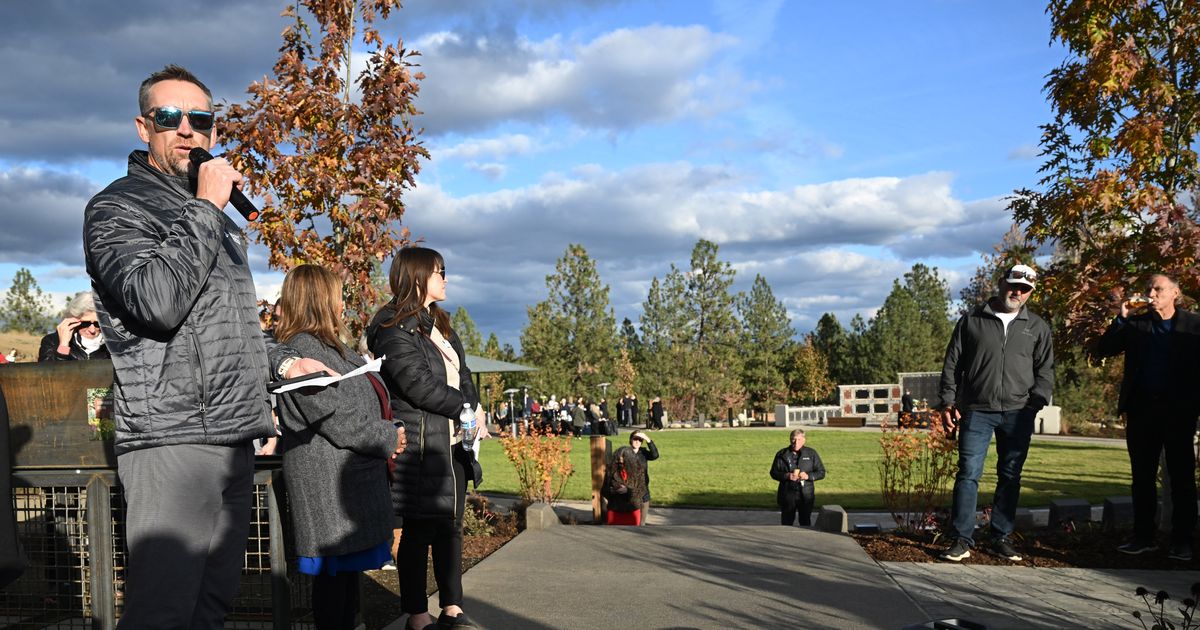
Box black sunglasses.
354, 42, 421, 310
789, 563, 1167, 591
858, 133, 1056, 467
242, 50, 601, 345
1006, 270, 1037, 282
77, 321, 101, 329
435, 268, 447, 279
145, 106, 215, 132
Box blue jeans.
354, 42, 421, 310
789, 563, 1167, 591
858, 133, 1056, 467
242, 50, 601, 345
950, 409, 1035, 544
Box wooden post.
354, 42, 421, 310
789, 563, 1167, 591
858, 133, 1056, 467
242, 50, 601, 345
267, 469, 292, 630
590, 436, 610, 523
86, 474, 115, 630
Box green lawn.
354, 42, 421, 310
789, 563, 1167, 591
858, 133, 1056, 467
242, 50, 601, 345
473, 428, 1131, 510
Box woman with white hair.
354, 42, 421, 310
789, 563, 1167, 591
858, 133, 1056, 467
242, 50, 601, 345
38, 291, 110, 362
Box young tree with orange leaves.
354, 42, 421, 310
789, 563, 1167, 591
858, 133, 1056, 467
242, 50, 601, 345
1012, 0, 1200, 348
221, 0, 428, 336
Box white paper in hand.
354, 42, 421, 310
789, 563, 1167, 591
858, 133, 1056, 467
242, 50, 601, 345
272, 355, 384, 393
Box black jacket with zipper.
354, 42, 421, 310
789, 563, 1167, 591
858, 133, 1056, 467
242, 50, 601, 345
83, 151, 290, 454
1094, 308, 1200, 416
770, 446, 825, 505
368, 302, 482, 520
938, 301, 1054, 412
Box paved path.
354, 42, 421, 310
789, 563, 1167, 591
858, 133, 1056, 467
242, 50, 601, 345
379, 500, 1200, 629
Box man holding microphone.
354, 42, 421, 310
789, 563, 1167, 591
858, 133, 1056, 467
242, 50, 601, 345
84, 65, 327, 628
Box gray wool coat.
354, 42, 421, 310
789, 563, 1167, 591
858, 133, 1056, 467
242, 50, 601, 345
276, 333, 397, 557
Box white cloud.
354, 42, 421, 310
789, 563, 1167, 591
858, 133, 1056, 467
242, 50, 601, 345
436, 134, 537, 161
413, 25, 742, 134
1007, 144, 1040, 160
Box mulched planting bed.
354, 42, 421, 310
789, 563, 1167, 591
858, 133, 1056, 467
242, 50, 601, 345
853, 527, 1195, 569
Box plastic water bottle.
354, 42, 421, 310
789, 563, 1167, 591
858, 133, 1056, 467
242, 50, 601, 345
460, 403, 477, 451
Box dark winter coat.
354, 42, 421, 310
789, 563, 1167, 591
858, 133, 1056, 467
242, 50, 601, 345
632, 441, 659, 502
1094, 309, 1200, 416
367, 302, 482, 520
275, 333, 396, 557
938, 301, 1054, 413
602, 447, 647, 514
38, 332, 111, 362
771, 445, 825, 505
83, 151, 291, 454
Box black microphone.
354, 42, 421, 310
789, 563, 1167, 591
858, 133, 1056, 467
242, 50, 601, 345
188, 147, 260, 221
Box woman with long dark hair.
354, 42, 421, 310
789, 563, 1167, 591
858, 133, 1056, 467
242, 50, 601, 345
367, 247, 488, 630
273, 265, 405, 630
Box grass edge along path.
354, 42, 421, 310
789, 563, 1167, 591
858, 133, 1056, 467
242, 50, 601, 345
474, 428, 1129, 510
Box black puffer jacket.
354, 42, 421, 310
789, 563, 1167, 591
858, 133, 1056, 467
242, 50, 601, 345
367, 301, 482, 520
38, 332, 111, 362
83, 151, 288, 454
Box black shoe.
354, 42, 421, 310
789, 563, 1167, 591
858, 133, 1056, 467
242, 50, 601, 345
1117, 539, 1159, 555
939, 538, 971, 562
1168, 542, 1193, 561
438, 612, 476, 628
990, 537, 1022, 562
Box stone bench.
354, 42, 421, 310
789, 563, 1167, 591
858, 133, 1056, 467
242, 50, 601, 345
1048, 498, 1091, 528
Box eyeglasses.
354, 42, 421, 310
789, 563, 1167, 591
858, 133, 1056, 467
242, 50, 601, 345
77, 321, 101, 329
435, 268, 446, 279
1006, 269, 1037, 282
1006, 284, 1033, 295
144, 106, 215, 132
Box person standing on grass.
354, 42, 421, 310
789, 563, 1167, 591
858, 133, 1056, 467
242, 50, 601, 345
1094, 273, 1200, 561
649, 396, 664, 430
937, 264, 1053, 564
770, 429, 825, 526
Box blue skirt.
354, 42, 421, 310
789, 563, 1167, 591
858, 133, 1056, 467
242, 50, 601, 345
297, 539, 392, 576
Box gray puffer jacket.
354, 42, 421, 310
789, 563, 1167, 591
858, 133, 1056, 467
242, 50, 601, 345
83, 151, 288, 454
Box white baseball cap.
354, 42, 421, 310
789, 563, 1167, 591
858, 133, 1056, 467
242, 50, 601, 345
1003, 264, 1037, 289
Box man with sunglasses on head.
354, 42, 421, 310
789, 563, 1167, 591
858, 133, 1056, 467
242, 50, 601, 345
1095, 273, 1200, 561
937, 264, 1054, 564
83, 65, 327, 628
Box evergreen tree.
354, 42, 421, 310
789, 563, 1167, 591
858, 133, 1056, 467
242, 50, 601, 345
679, 240, 745, 421
451, 306, 483, 355
737, 274, 793, 414
811, 312, 849, 388
519, 244, 618, 396
867, 280, 929, 381
637, 274, 686, 401
1, 268, 54, 334
843, 314, 876, 384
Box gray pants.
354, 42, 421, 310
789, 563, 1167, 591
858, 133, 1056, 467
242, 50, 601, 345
116, 443, 254, 629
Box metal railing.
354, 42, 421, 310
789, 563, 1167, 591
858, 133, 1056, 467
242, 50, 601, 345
0, 466, 313, 630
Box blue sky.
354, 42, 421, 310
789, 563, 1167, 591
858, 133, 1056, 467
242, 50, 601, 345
0, 0, 1063, 347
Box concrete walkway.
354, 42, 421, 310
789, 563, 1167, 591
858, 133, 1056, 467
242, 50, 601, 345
380, 500, 1200, 629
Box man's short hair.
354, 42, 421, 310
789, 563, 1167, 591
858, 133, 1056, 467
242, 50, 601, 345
138, 64, 213, 114
789, 429, 806, 440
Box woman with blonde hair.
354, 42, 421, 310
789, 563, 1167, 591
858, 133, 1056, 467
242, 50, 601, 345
367, 246, 488, 630
274, 265, 405, 630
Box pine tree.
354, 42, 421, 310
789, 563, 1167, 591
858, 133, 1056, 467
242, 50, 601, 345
451, 306, 483, 355
811, 313, 850, 387
519, 244, 618, 397
1, 268, 54, 334
737, 274, 793, 414
672, 240, 745, 421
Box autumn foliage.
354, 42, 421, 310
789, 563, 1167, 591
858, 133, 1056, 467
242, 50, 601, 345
1012, 0, 1200, 348
220, 0, 428, 336
498, 427, 575, 504
878, 413, 959, 532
